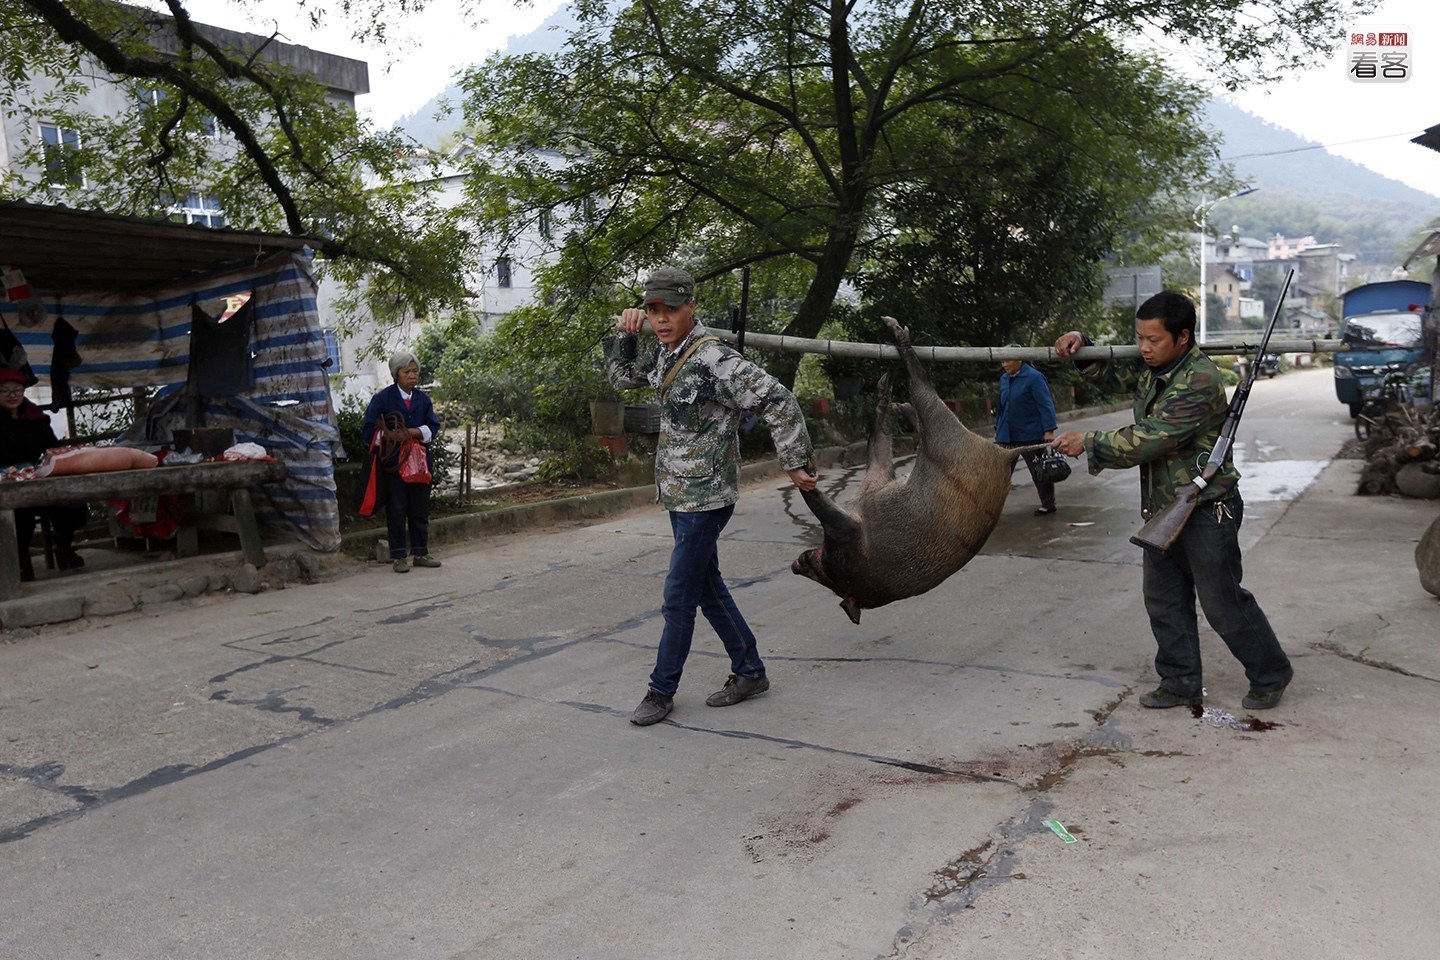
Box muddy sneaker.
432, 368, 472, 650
392, 558, 410, 574
411, 555, 442, 568
630, 691, 673, 726
1138, 685, 1202, 709
705, 673, 770, 707
1242, 684, 1287, 710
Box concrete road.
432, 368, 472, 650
2, 367, 1437, 959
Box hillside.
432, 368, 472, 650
1207, 98, 1436, 205
1204, 99, 1440, 268
391, 5, 573, 149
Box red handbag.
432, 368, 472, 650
399, 440, 432, 484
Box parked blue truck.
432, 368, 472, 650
1334, 279, 1432, 416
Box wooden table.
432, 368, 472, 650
0, 460, 287, 601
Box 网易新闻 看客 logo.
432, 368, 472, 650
1347, 25, 1410, 83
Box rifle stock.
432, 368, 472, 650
1130, 481, 1202, 552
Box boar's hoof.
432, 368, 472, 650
841, 596, 863, 624
882, 315, 910, 345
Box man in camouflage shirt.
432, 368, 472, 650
1051, 291, 1293, 711
605, 266, 817, 726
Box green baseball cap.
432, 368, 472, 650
643, 266, 697, 306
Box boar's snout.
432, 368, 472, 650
792, 548, 830, 586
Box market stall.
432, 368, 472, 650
0, 200, 342, 592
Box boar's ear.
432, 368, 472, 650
800, 487, 860, 544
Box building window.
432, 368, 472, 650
496, 256, 512, 289
39, 122, 84, 187
177, 193, 225, 228
141, 88, 218, 137
321, 330, 342, 373
538, 210, 552, 239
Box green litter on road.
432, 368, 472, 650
1042, 819, 1078, 843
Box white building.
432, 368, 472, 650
317, 142, 566, 406
1, 16, 368, 211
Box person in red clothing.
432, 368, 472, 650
0, 368, 88, 580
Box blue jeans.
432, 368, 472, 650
649, 505, 766, 698
1141, 494, 1293, 696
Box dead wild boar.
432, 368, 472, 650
793, 317, 1035, 623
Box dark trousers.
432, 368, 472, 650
16, 505, 87, 551
1001, 440, 1056, 510
383, 473, 431, 560
650, 505, 766, 698
1141, 495, 1292, 696
13, 504, 87, 578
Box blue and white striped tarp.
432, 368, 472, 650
1, 251, 341, 551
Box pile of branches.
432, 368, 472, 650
1357, 403, 1440, 496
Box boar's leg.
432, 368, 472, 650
799, 486, 860, 545
882, 315, 969, 450
857, 373, 899, 498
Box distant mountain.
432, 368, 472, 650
391, 5, 575, 148
1203, 98, 1440, 266
1207, 98, 1437, 205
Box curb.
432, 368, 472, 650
339, 434, 919, 558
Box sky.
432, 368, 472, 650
168, 0, 1438, 197
1220, 0, 1436, 199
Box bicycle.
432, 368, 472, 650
1354, 366, 1416, 442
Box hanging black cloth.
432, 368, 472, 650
186, 295, 256, 397
49, 315, 82, 408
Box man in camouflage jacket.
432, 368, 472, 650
1052, 291, 1293, 712
604, 266, 817, 726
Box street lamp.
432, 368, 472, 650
1195, 186, 1258, 344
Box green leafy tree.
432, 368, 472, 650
2, 0, 473, 324
854, 40, 1213, 361
461, 0, 1363, 387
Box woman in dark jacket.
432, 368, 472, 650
994, 356, 1061, 515
361, 350, 442, 573
0, 368, 88, 580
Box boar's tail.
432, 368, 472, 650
1003, 442, 1050, 465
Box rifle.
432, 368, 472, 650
1130, 268, 1295, 554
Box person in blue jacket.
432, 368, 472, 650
994, 354, 1060, 515
362, 350, 442, 573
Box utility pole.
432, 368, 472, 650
1195, 186, 1258, 344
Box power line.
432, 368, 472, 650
1223, 129, 1424, 160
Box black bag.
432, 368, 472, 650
1029, 447, 1072, 485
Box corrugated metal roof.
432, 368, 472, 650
0, 200, 324, 295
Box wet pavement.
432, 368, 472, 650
1, 367, 1436, 959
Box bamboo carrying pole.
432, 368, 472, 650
704, 329, 1346, 362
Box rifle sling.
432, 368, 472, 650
659, 336, 719, 403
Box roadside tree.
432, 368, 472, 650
3, 0, 473, 325
460, 0, 1362, 387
